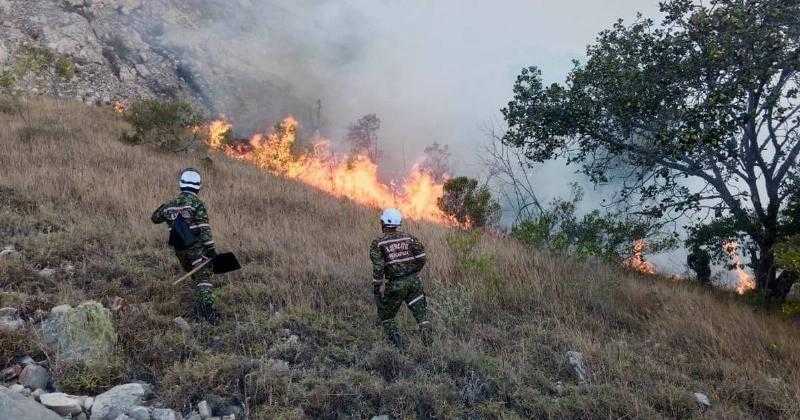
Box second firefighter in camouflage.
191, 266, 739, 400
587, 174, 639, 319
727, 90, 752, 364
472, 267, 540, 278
151, 168, 219, 323
370, 208, 431, 347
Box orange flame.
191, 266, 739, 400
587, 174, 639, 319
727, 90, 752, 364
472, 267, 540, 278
624, 239, 656, 275
206, 117, 452, 224
722, 240, 756, 294
113, 101, 127, 114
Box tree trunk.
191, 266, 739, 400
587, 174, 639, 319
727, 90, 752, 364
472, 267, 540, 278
755, 240, 778, 295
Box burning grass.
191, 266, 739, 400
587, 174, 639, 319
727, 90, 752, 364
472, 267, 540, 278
1, 96, 800, 418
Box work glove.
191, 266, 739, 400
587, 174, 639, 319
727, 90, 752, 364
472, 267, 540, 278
204, 246, 218, 259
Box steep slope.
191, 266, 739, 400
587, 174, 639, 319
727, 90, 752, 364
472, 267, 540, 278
1, 97, 800, 419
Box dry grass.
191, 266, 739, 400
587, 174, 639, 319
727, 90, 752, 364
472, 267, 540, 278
1, 96, 800, 419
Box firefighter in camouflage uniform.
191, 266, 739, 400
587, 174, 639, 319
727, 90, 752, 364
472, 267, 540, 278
370, 208, 431, 348
151, 168, 219, 323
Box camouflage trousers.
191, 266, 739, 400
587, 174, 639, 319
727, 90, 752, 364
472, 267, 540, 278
374, 274, 431, 346
176, 246, 216, 323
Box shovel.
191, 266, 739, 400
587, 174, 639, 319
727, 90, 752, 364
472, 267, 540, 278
172, 252, 241, 285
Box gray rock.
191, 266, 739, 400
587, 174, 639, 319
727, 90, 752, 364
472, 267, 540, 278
38, 268, 57, 278
76, 413, 88, 420
0, 246, 21, 260
31, 388, 45, 401
8, 384, 26, 394
40, 301, 117, 364
186, 412, 202, 420
371, 416, 390, 420
151, 408, 180, 420
19, 364, 50, 390
0, 307, 24, 332
1, 364, 22, 381
127, 405, 151, 420
221, 416, 235, 420
174, 317, 191, 334
198, 400, 212, 418
114, 415, 134, 420
787, 282, 800, 303
0, 385, 63, 420
694, 392, 711, 410
565, 351, 588, 383
82, 396, 94, 411
90, 383, 153, 420
39, 392, 84, 416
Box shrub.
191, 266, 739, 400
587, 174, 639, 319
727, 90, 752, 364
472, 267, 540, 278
16, 117, 71, 143
0, 70, 15, 89
55, 357, 127, 395
15, 45, 54, 75
438, 176, 501, 227
0, 94, 23, 114
122, 99, 202, 152
55, 56, 76, 80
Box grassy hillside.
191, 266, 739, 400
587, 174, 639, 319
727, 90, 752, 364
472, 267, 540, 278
1, 97, 800, 419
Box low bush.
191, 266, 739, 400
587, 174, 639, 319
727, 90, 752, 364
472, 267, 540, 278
121, 99, 202, 152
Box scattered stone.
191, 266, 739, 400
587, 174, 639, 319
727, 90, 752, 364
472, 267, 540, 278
222, 415, 235, 420
37, 268, 57, 278
0, 246, 21, 260
286, 334, 300, 345
694, 392, 711, 410
371, 416, 390, 420
198, 400, 212, 418
31, 388, 45, 401
1, 364, 22, 381
151, 408, 180, 420
19, 364, 50, 390
787, 283, 800, 303
186, 411, 202, 420
0, 307, 24, 332
174, 317, 191, 334
110, 296, 125, 312
40, 301, 117, 364
553, 380, 565, 396
0, 385, 63, 420
91, 383, 153, 420
114, 415, 134, 420
565, 351, 588, 383
127, 405, 150, 420
19, 356, 36, 365
39, 392, 84, 416
9, 384, 26, 394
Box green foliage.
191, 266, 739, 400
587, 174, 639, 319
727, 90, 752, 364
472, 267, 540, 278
447, 231, 502, 296
55, 56, 76, 80
0, 70, 15, 89
15, 45, 54, 75
56, 357, 126, 395
122, 99, 202, 152
0, 95, 23, 115
501, 0, 800, 293
776, 235, 800, 273
511, 184, 675, 261
438, 176, 501, 227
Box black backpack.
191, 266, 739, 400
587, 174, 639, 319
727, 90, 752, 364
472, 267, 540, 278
168, 214, 198, 250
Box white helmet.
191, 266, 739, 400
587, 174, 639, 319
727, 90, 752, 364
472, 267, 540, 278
179, 168, 202, 192
380, 208, 402, 228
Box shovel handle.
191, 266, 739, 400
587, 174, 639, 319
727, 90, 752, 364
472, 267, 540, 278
172, 257, 212, 285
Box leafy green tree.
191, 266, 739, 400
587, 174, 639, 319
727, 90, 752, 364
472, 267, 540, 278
502, 0, 800, 295
438, 176, 501, 227
123, 100, 202, 152
511, 184, 676, 261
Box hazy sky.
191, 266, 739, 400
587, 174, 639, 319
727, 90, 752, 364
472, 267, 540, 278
322, 1, 663, 172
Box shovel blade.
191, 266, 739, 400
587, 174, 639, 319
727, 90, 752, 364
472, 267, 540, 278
212, 252, 241, 274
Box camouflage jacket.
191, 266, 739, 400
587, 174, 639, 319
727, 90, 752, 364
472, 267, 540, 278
370, 230, 426, 281
151, 191, 214, 249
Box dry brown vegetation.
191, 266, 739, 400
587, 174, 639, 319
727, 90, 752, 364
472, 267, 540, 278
1, 96, 800, 419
